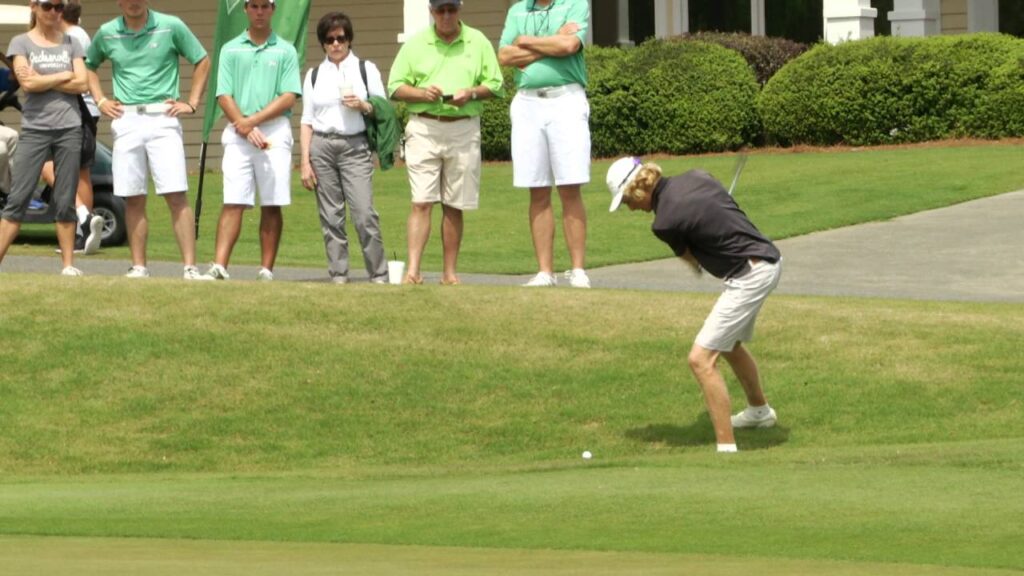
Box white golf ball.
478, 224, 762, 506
582, 450, 593, 460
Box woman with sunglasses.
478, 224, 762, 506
0, 0, 88, 275
300, 12, 388, 284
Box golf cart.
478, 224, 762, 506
0, 19, 126, 247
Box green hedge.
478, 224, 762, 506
479, 40, 760, 160
757, 33, 1024, 146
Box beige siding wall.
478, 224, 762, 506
941, 0, 968, 34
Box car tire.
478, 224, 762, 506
92, 191, 126, 247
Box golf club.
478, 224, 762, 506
727, 153, 748, 196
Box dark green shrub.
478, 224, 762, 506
671, 31, 808, 85
588, 39, 760, 157
758, 33, 1024, 146
480, 66, 516, 161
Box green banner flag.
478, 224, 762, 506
201, 0, 312, 141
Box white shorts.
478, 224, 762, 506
510, 83, 591, 188
695, 259, 782, 352
110, 112, 188, 197
404, 115, 481, 210
221, 116, 294, 207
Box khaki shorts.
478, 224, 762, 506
695, 259, 782, 352
404, 115, 481, 210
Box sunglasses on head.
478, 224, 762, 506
323, 35, 348, 45
36, 2, 65, 12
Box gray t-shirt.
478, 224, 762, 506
6, 33, 84, 130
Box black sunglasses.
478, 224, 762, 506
37, 2, 65, 12
323, 35, 348, 45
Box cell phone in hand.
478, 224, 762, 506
442, 94, 454, 101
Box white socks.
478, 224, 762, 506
717, 443, 738, 453
76, 205, 90, 225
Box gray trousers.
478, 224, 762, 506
310, 133, 386, 280
2, 126, 81, 222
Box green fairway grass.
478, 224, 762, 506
10, 142, 1024, 273
0, 277, 1022, 574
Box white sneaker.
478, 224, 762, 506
60, 265, 83, 277
522, 271, 557, 287
731, 405, 777, 429
565, 268, 591, 288
183, 265, 214, 281
257, 268, 274, 281
82, 214, 104, 255
125, 265, 150, 278
205, 263, 230, 280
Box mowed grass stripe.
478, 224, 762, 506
0, 443, 1022, 570
0, 537, 1019, 576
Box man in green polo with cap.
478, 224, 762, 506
388, 0, 504, 286
86, 0, 211, 280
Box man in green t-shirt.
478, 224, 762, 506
203, 0, 301, 282
499, 0, 592, 289
388, 0, 504, 286
86, 0, 211, 280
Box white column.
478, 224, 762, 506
677, 0, 689, 35
617, 0, 632, 46
968, 0, 999, 32
398, 0, 431, 43
750, 0, 766, 36
888, 0, 940, 36
655, 0, 669, 38
823, 0, 878, 44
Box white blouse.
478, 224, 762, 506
300, 52, 385, 136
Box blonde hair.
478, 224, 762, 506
621, 162, 662, 204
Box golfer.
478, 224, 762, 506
607, 157, 782, 453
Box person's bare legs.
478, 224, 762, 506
124, 195, 149, 267
528, 187, 554, 274
55, 221, 76, 268
557, 184, 587, 270
163, 192, 198, 267
212, 205, 246, 268
0, 219, 22, 264
440, 204, 463, 284
76, 167, 93, 212
259, 206, 283, 271
721, 342, 768, 408
405, 202, 432, 282
687, 343, 735, 445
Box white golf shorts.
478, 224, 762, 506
221, 116, 293, 207
510, 83, 591, 188
695, 258, 782, 352
110, 112, 188, 197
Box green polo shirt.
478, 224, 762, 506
388, 22, 504, 118
499, 0, 589, 90
86, 10, 207, 105
216, 31, 301, 118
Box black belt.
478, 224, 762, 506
415, 112, 470, 123
314, 131, 366, 140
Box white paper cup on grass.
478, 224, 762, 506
388, 261, 405, 285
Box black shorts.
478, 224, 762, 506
80, 114, 98, 168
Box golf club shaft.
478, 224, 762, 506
727, 154, 748, 196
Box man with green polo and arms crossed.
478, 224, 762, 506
389, 0, 503, 286
499, 0, 592, 289
86, 0, 211, 280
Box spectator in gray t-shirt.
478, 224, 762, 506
39, 0, 106, 255
0, 2, 89, 276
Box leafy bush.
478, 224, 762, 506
588, 39, 761, 157
670, 31, 808, 85
758, 33, 1024, 146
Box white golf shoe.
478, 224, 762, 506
731, 405, 777, 429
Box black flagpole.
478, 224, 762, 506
195, 141, 208, 238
